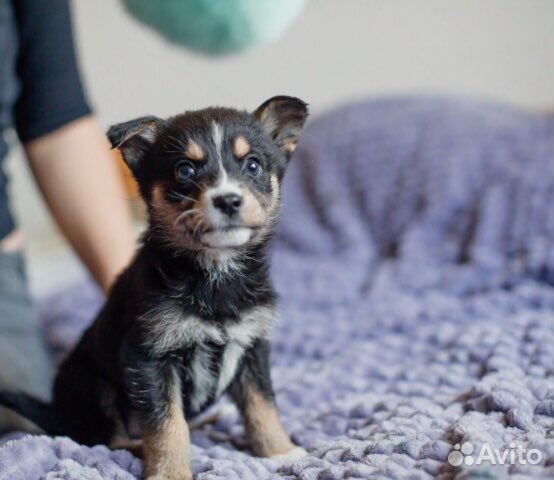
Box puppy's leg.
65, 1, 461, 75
142, 391, 191, 480
110, 437, 143, 458
53, 349, 117, 446
123, 348, 191, 480
229, 339, 307, 461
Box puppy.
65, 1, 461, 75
0, 96, 308, 480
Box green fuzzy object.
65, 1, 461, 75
122, 0, 306, 56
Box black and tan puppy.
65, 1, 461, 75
0, 96, 308, 480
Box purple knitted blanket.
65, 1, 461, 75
1, 97, 553, 479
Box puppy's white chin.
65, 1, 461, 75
201, 228, 252, 248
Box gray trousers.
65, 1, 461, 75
0, 251, 54, 431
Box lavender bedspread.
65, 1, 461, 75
1, 97, 553, 479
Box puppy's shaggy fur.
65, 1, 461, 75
0, 96, 308, 480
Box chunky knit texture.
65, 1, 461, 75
1, 97, 553, 479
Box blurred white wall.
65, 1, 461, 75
5, 0, 554, 293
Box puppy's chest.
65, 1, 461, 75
141, 303, 275, 414
181, 337, 244, 414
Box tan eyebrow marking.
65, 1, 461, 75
185, 139, 205, 161
233, 135, 251, 158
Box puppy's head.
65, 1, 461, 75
108, 96, 308, 252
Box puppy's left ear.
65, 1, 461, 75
255, 96, 308, 158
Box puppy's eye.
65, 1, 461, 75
244, 157, 262, 177
176, 163, 196, 182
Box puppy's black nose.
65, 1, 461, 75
213, 193, 242, 216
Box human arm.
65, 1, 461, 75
13, 0, 135, 292
24, 117, 136, 292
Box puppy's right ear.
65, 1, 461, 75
107, 116, 165, 172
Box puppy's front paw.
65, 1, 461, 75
146, 466, 192, 480
270, 446, 308, 462
148, 476, 191, 480
147, 474, 192, 480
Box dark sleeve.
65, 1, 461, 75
13, 0, 92, 143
